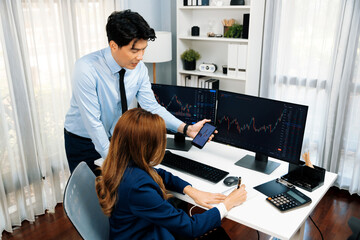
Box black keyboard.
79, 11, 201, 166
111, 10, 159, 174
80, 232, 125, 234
161, 150, 229, 183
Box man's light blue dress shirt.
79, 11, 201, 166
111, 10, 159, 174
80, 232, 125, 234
64, 47, 182, 158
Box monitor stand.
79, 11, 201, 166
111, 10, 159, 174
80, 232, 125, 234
166, 133, 192, 151
235, 153, 280, 175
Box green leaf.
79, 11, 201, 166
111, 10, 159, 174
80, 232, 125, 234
180, 49, 201, 61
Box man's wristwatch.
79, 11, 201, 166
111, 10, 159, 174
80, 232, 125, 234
183, 124, 189, 136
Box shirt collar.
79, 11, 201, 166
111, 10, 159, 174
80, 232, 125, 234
104, 47, 122, 74
104, 46, 135, 75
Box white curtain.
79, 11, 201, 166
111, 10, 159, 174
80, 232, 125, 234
0, 0, 115, 234
260, 0, 360, 194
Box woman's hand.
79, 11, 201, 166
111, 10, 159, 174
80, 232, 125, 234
183, 185, 226, 209
223, 185, 247, 211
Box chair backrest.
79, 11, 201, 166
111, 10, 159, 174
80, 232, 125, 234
348, 216, 360, 240
63, 162, 109, 240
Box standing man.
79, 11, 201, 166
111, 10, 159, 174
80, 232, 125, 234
64, 10, 209, 174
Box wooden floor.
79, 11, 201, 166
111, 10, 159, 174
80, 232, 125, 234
2, 186, 360, 240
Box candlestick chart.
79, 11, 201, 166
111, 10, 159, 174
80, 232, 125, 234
214, 91, 308, 163
152, 84, 217, 124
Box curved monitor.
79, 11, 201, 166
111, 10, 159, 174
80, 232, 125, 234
214, 90, 308, 174
151, 83, 217, 151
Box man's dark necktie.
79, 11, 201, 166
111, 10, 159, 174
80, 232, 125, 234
119, 68, 127, 114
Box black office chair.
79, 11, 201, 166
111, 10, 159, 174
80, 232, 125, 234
63, 162, 109, 239
348, 216, 360, 240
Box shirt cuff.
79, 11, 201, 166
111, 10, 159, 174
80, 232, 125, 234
216, 203, 228, 219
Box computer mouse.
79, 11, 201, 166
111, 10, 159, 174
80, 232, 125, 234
223, 176, 239, 187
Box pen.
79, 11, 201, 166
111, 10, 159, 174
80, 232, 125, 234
237, 177, 241, 189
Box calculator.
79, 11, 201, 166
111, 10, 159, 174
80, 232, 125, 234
266, 188, 312, 212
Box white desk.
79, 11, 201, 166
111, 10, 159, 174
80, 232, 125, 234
95, 138, 337, 240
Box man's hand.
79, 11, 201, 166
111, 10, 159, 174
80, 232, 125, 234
185, 119, 218, 141
183, 185, 226, 209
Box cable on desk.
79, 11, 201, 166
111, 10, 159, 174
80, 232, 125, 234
309, 215, 324, 240
256, 230, 260, 240
189, 205, 196, 217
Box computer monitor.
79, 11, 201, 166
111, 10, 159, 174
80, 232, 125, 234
151, 83, 217, 151
214, 90, 308, 174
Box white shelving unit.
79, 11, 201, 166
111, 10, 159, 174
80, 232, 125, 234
178, 36, 249, 43
178, 5, 250, 10
176, 0, 265, 95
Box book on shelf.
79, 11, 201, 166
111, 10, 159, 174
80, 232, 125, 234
198, 76, 211, 88
205, 78, 220, 90
183, 75, 198, 87
185, 75, 192, 87
180, 75, 190, 86
193, 75, 199, 87
237, 44, 247, 79
180, 75, 219, 89
190, 75, 198, 87
184, 0, 208, 6
227, 43, 247, 79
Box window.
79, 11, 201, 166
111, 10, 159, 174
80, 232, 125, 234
268, 0, 343, 165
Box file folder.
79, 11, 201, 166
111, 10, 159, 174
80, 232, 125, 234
237, 44, 247, 79
227, 43, 238, 77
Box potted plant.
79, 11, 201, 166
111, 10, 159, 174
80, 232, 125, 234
181, 49, 201, 70
224, 23, 243, 38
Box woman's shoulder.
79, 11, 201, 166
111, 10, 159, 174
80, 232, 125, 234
123, 165, 155, 187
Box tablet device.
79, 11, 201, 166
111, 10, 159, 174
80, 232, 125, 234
191, 123, 216, 149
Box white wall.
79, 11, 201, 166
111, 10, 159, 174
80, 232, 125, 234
122, 0, 264, 90
123, 0, 177, 85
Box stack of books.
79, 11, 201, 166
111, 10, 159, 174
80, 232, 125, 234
198, 76, 219, 89
184, 0, 209, 6
180, 75, 219, 90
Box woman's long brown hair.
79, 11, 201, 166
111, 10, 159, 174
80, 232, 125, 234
95, 108, 170, 216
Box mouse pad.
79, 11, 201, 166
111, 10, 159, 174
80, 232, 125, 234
253, 179, 289, 197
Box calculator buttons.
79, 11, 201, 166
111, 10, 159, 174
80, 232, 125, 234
266, 190, 311, 212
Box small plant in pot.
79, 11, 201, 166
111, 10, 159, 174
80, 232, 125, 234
224, 23, 243, 38
181, 49, 201, 70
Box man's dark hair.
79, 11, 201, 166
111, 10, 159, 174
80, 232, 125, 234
106, 10, 156, 48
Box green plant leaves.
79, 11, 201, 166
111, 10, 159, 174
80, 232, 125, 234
180, 49, 201, 61
224, 24, 243, 38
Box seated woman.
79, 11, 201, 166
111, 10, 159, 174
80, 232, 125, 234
96, 108, 247, 240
